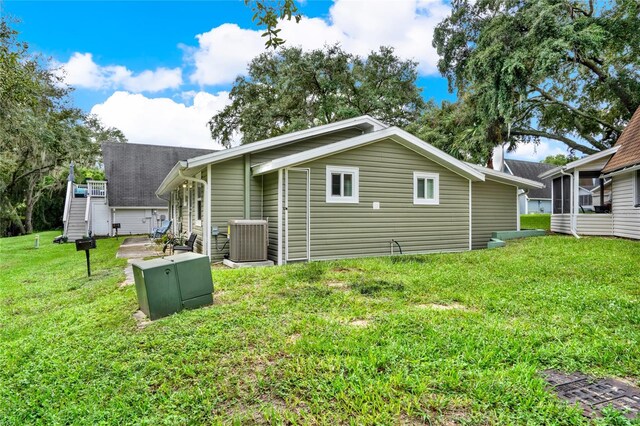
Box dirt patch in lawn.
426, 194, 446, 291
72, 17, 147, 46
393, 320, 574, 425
287, 333, 301, 343
332, 266, 363, 273
416, 302, 472, 312
132, 310, 152, 329
348, 319, 370, 328
325, 280, 349, 290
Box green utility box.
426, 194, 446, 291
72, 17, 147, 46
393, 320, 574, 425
132, 253, 213, 320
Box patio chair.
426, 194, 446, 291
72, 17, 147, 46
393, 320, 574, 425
173, 233, 197, 254
151, 220, 172, 239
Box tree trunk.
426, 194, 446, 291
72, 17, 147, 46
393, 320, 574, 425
24, 180, 34, 234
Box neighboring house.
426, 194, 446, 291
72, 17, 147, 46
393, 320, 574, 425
156, 116, 543, 263
63, 143, 215, 241
540, 106, 640, 239
502, 159, 556, 214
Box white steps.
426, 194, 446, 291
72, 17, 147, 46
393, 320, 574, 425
65, 197, 88, 241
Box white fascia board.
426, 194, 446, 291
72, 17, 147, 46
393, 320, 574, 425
601, 163, 640, 178
538, 147, 619, 179
252, 127, 485, 181
156, 161, 187, 196
186, 115, 387, 169
469, 164, 545, 189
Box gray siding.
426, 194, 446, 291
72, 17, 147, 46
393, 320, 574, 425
612, 172, 640, 239
262, 173, 279, 261
210, 158, 245, 261
472, 180, 517, 249
295, 139, 470, 260
250, 129, 364, 166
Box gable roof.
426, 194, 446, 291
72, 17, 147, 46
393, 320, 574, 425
468, 164, 545, 190
186, 115, 387, 169
103, 142, 216, 207
503, 159, 555, 198
251, 126, 486, 182
602, 106, 640, 173
538, 147, 619, 180
157, 115, 388, 195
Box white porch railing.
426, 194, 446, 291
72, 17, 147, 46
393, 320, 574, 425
87, 180, 107, 197
62, 181, 73, 236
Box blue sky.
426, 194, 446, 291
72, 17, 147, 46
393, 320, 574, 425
2, 0, 565, 160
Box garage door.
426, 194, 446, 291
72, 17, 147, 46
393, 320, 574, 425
113, 210, 152, 235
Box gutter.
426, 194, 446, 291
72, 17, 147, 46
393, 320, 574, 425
559, 168, 580, 239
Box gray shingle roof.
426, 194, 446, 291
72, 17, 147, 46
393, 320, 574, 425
102, 142, 216, 207
504, 159, 555, 199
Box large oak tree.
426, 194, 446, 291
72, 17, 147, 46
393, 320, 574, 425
432, 0, 640, 157
0, 19, 125, 235
209, 45, 424, 147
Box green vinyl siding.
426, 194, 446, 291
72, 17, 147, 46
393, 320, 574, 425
210, 158, 245, 261
262, 173, 279, 262
472, 180, 517, 249
285, 169, 309, 261
295, 139, 470, 260
250, 129, 364, 166
250, 175, 263, 220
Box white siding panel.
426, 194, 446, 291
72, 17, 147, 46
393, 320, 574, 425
113, 209, 152, 235
577, 214, 613, 236
551, 214, 571, 234
612, 173, 640, 239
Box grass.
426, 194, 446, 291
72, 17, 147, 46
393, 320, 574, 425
521, 214, 551, 231
1, 231, 639, 425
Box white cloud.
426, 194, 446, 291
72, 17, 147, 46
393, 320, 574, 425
91, 91, 231, 149
189, 0, 450, 86
58, 53, 182, 92
506, 141, 568, 162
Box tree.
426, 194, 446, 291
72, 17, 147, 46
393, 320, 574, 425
433, 0, 640, 157
0, 18, 125, 235
245, 0, 301, 48
542, 154, 577, 166
209, 45, 424, 147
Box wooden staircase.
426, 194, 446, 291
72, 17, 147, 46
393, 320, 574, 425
66, 197, 87, 241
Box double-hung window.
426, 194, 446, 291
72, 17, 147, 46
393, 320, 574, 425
413, 172, 439, 205
326, 166, 359, 203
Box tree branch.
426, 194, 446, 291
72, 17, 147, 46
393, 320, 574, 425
532, 85, 623, 132
568, 54, 636, 113
510, 127, 598, 155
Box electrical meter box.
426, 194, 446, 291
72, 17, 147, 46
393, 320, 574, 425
132, 253, 213, 320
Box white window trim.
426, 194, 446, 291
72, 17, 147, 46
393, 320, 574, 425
413, 172, 439, 205
326, 166, 359, 203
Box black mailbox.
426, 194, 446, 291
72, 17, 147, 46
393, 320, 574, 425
75, 239, 93, 251
112, 223, 121, 229
75, 238, 96, 276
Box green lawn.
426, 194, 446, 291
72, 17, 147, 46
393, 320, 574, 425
1, 232, 639, 425
521, 214, 551, 231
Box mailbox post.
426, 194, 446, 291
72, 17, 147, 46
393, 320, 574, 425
112, 223, 121, 239
75, 237, 96, 277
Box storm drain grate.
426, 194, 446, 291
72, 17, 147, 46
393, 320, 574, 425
542, 369, 640, 419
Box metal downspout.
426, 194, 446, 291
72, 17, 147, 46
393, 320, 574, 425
560, 168, 580, 239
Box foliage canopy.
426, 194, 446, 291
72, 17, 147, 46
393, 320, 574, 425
209, 45, 424, 147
